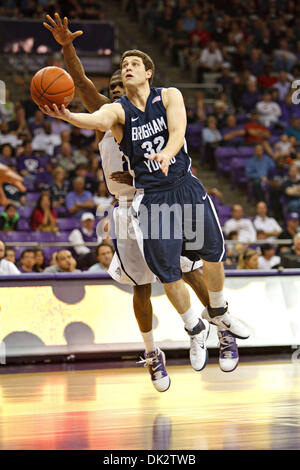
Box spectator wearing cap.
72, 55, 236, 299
43, 250, 80, 273
88, 242, 114, 273
0, 240, 20, 275
282, 164, 300, 213
69, 212, 100, 270
224, 204, 256, 243
258, 244, 281, 270
256, 92, 282, 128
221, 114, 245, 146
280, 233, 300, 268
19, 249, 36, 273
32, 121, 61, 157
245, 144, 275, 202
0, 204, 19, 231
278, 212, 299, 253
66, 177, 94, 219
253, 201, 282, 241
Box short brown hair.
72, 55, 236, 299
120, 50, 155, 85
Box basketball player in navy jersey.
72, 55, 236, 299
40, 30, 244, 386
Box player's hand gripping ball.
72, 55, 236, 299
30, 66, 75, 109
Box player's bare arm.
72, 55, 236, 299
149, 87, 186, 176
39, 101, 124, 134
43, 13, 109, 114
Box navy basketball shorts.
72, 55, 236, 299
134, 172, 226, 284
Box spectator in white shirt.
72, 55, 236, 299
258, 244, 281, 270
0, 240, 20, 275
69, 212, 101, 270
253, 201, 282, 241
273, 71, 291, 101
224, 204, 256, 243
32, 121, 61, 156
0, 121, 22, 149
198, 41, 223, 81
256, 92, 281, 128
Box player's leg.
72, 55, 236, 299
183, 268, 239, 373
163, 279, 210, 371
133, 283, 170, 392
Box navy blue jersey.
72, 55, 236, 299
117, 87, 191, 190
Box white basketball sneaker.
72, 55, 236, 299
202, 303, 249, 340
218, 329, 239, 373
185, 318, 210, 371
137, 348, 171, 392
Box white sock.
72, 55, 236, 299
208, 290, 226, 309
141, 330, 155, 354
180, 305, 200, 331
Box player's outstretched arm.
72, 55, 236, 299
43, 13, 109, 113
149, 88, 186, 176
39, 102, 122, 133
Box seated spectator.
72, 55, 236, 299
256, 92, 282, 128
73, 163, 97, 194
48, 117, 71, 136
32, 121, 61, 157
197, 41, 223, 81
56, 142, 87, 174
50, 166, 69, 209
246, 144, 275, 202
69, 212, 100, 270
253, 201, 282, 241
0, 143, 16, 167
216, 63, 234, 98
189, 19, 211, 47
245, 48, 265, 77
280, 233, 300, 268
93, 181, 113, 213
237, 249, 259, 270
0, 121, 22, 149
66, 177, 94, 219
88, 242, 114, 273
242, 81, 261, 113
224, 204, 256, 243
167, 19, 190, 67
0, 203, 19, 231
273, 71, 291, 102
286, 117, 300, 144
213, 100, 229, 128
9, 105, 31, 140
49, 251, 58, 267
31, 194, 58, 232
274, 134, 296, 160
268, 155, 288, 218
28, 109, 45, 137
0, 89, 15, 123
33, 248, 46, 273
5, 247, 16, 264
70, 127, 91, 149
273, 39, 297, 73
0, 240, 20, 275
282, 164, 300, 213
244, 111, 271, 146
221, 114, 245, 146
17, 139, 46, 182
278, 212, 299, 253
202, 116, 222, 169
19, 249, 36, 273
43, 249, 81, 273
258, 244, 281, 270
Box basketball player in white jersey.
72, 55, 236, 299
43, 13, 240, 392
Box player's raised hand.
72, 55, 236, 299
148, 153, 171, 177
43, 12, 83, 46
39, 103, 72, 122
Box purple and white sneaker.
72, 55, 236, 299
218, 329, 239, 373
137, 348, 171, 392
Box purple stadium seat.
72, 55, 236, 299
1, 231, 33, 242
238, 147, 254, 158
186, 122, 203, 150
30, 232, 58, 242
57, 218, 81, 231
42, 246, 61, 261
230, 158, 247, 189
19, 206, 33, 219
25, 192, 40, 204
24, 182, 35, 192
18, 218, 31, 231
215, 147, 238, 176
54, 232, 71, 242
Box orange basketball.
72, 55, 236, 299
30, 66, 75, 108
